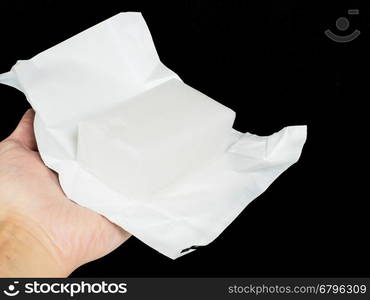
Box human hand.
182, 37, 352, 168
0, 109, 131, 277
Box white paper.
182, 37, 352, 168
77, 79, 236, 198
0, 12, 307, 259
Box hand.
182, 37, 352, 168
0, 109, 130, 277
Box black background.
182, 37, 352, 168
0, 0, 368, 277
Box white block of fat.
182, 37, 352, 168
77, 79, 236, 197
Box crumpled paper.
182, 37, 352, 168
0, 12, 307, 259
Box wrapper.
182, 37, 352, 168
0, 12, 307, 259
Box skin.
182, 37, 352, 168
0, 109, 131, 277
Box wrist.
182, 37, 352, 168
0, 210, 73, 277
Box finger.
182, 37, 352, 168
102, 219, 131, 252
8, 109, 38, 151
92, 217, 131, 262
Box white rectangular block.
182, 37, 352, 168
77, 79, 235, 197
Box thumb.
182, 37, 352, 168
8, 109, 37, 151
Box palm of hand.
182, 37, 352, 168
0, 110, 130, 273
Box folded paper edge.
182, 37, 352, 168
0, 70, 23, 91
